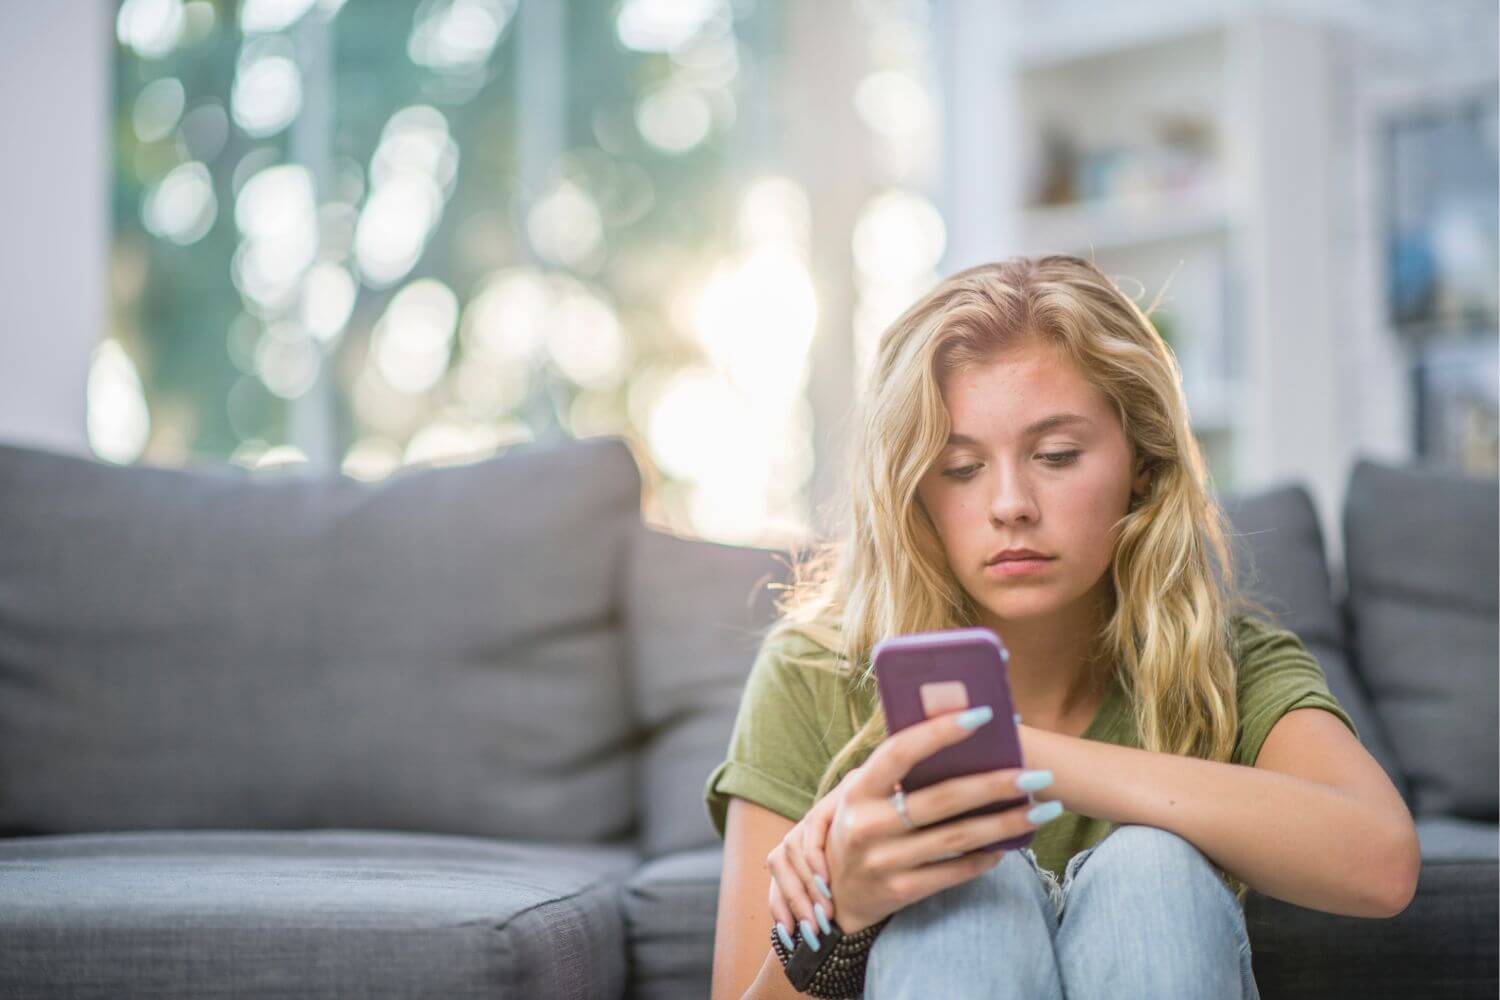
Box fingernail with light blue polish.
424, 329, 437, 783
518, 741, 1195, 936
815, 903, 832, 936
1016, 769, 1053, 792
814, 874, 833, 900
799, 918, 821, 951
956, 705, 993, 729
776, 922, 795, 952
1027, 800, 1064, 825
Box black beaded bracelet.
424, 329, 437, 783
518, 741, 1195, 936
769, 915, 892, 999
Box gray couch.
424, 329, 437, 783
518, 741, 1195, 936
0, 434, 1493, 998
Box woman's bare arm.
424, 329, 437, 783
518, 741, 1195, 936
1018, 712, 1420, 917
711, 797, 811, 1000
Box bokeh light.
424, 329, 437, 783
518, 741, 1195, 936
254, 320, 322, 399
142, 161, 217, 245
117, 0, 186, 60
87, 340, 152, 465
408, 0, 517, 71
615, 0, 723, 53
298, 263, 357, 343
851, 188, 945, 282
370, 278, 459, 395
527, 180, 605, 268
635, 83, 713, 154
355, 106, 456, 289
132, 77, 186, 143
231, 39, 303, 138
238, 0, 318, 35
233, 164, 319, 310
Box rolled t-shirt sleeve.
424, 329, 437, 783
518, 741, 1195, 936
704, 634, 840, 839
1232, 615, 1360, 768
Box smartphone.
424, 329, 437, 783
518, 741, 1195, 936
871, 626, 1035, 854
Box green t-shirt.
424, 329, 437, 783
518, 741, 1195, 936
703, 614, 1358, 902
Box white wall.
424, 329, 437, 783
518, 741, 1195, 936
0, 3, 109, 456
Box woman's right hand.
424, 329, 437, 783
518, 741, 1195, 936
821, 705, 1061, 934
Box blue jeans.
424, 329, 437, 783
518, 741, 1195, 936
864, 824, 1261, 999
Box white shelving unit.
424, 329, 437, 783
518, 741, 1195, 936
938, 1, 1353, 523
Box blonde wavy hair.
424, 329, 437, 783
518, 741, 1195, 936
763, 254, 1271, 902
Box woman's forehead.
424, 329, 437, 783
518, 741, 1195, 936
942, 345, 1108, 423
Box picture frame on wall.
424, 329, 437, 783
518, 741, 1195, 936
1383, 89, 1499, 474
1385, 91, 1498, 335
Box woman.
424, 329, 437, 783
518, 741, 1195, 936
704, 255, 1419, 999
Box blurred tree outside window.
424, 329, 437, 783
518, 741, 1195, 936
106, 0, 827, 547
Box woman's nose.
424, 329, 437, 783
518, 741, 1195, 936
987, 469, 1039, 524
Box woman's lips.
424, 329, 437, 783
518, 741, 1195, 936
984, 557, 1055, 577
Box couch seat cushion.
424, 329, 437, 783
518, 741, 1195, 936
643, 844, 1499, 1000
621, 847, 720, 1000
0, 829, 638, 999
1246, 854, 1497, 1000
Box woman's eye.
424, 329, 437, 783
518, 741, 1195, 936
941, 451, 1081, 479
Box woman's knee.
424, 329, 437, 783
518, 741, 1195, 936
876, 848, 1054, 947
866, 849, 1063, 996
1070, 824, 1239, 916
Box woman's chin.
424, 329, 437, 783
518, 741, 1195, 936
975, 596, 1061, 625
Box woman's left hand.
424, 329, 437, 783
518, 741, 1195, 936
765, 768, 859, 945
766, 723, 1045, 947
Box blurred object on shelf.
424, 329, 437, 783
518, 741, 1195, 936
1156, 113, 1216, 188
1031, 112, 1219, 207
1413, 336, 1499, 476
1035, 125, 1077, 205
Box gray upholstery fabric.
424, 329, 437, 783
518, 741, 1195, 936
619, 836, 1500, 1000
1222, 482, 1407, 798
623, 525, 789, 858
620, 847, 721, 1000
1342, 459, 1498, 820
0, 829, 637, 999
1245, 857, 1498, 1000
1415, 816, 1500, 862
0, 437, 642, 841
0, 434, 1494, 999
628, 474, 1499, 999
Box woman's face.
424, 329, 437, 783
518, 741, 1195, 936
914, 338, 1149, 627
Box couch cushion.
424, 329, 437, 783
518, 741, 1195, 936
621, 846, 721, 1000
0, 436, 642, 841
1415, 816, 1500, 862
628, 841, 1500, 1000
624, 526, 790, 858
1245, 857, 1498, 1000
0, 829, 636, 998
1343, 459, 1498, 820
1222, 482, 1406, 796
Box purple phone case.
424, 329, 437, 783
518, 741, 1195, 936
872, 627, 1035, 854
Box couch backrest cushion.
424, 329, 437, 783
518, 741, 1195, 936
0, 435, 642, 842
1221, 481, 1408, 798
624, 526, 789, 857
1342, 458, 1498, 820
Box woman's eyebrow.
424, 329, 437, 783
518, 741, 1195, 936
946, 413, 1094, 445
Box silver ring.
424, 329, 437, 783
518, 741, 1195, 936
889, 783, 917, 831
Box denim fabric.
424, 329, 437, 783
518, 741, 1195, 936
864, 824, 1260, 999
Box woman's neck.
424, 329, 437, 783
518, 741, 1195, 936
978, 592, 1113, 731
